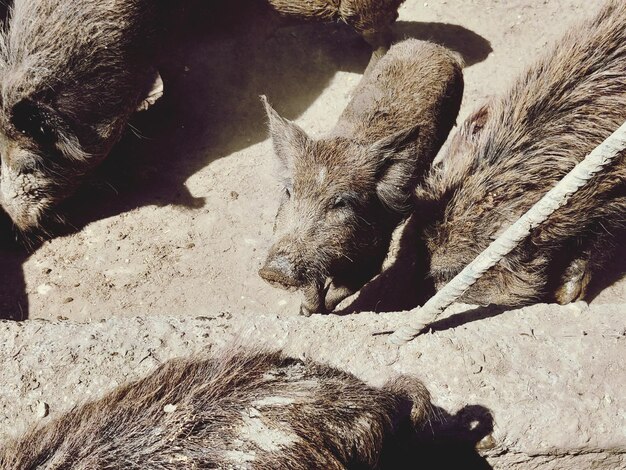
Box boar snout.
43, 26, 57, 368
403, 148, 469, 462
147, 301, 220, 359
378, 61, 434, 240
259, 250, 304, 290
260, 244, 328, 316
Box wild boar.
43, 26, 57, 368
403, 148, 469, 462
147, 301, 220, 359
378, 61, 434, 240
0, 0, 165, 232
0, 349, 432, 469
417, 0, 626, 307
266, 0, 406, 70
259, 39, 464, 316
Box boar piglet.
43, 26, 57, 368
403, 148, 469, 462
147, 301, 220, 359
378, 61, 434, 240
0, 349, 432, 469
266, 0, 406, 70
260, 39, 463, 315
417, 0, 626, 307
0, 0, 165, 231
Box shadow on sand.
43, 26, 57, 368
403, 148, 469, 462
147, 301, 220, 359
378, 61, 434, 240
381, 404, 495, 469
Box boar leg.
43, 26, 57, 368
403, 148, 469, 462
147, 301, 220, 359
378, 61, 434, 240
362, 29, 393, 75
136, 71, 164, 112
555, 257, 591, 305
325, 259, 386, 312
325, 282, 358, 312
300, 271, 369, 315
300, 282, 327, 317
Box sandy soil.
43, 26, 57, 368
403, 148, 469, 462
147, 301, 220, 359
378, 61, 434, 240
1, 303, 624, 468
0, 0, 624, 467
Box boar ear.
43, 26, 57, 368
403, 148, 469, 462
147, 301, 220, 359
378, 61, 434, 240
462, 103, 490, 139
261, 95, 311, 170
371, 124, 421, 213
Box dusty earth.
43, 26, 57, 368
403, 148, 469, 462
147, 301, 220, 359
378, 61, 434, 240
0, 0, 624, 468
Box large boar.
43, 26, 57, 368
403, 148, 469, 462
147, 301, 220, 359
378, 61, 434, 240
417, 0, 626, 307
0, 349, 432, 469
0, 0, 166, 232
259, 39, 463, 315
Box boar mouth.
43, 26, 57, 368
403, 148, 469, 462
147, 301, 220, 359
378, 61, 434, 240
0, 170, 53, 232
258, 266, 303, 291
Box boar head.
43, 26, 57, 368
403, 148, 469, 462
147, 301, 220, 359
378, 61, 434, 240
259, 97, 420, 315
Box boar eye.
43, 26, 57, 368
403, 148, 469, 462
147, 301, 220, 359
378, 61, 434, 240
283, 187, 291, 199
332, 196, 348, 209
11, 100, 57, 146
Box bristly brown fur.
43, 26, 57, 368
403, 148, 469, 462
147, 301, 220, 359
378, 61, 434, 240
417, 0, 626, 306
259, 39, 464, 316
0, 0, 163, 232
266, 0, 405, 45
0, 349, 432, 469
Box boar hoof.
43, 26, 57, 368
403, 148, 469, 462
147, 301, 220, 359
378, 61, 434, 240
555, 258, 591, 305
136, 71, 164, 112
300, 283, 327, 316
299, 304, 313, 317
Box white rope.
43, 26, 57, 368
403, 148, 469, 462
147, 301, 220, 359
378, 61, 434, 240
389, 120, 626, 345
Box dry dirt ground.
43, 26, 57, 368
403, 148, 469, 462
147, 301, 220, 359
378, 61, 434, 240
0, 0, 624, 468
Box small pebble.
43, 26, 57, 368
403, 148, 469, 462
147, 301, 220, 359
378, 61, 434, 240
476, 434, 497, 451
36, 284, 53, 295
36, 401, 49, 419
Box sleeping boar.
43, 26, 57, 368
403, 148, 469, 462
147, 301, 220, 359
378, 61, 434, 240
259, 39, 463, 315
417, 0, 626, 307
0, 0, 165, 232
0, 349, 432, 469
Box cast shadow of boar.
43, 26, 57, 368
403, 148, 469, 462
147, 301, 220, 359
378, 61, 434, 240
63, 18, 493, 224
56, 10, 494, 230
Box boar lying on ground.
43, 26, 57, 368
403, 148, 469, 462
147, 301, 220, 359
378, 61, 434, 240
416, 0, 626, 306
0, 0, 166, 231
0, 349, 432, 469
266, 0, 406, 70
259, 39, 463, 315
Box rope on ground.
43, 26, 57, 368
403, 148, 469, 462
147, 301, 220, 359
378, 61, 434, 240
389, 120, 626, 346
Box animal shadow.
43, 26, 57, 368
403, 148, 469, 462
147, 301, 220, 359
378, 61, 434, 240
60, 10, 494, 228
338, 214, 435, 315
381, 404, 495, 469
394, 20, 492, 67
